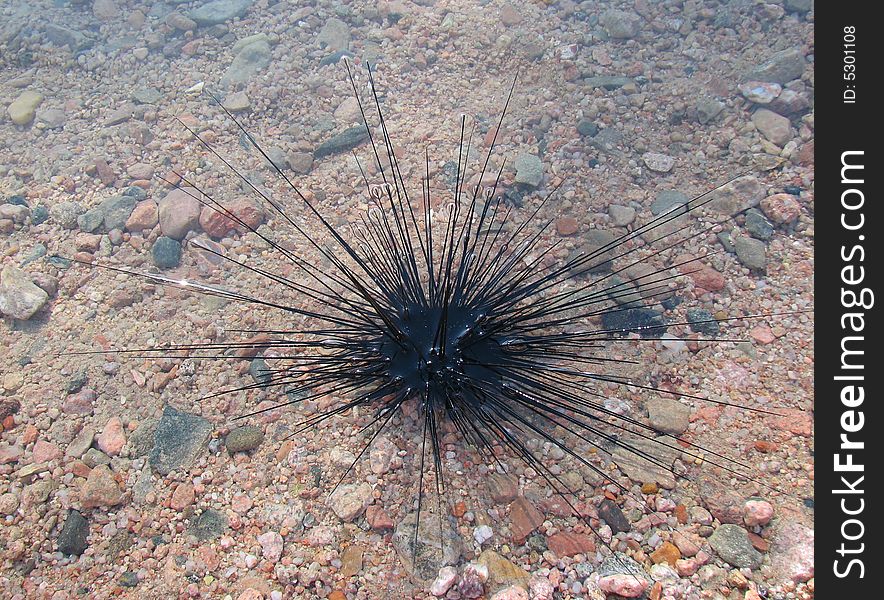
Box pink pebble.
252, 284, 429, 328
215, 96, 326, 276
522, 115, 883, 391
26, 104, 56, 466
744, 499, 774, 527
97, 417, 125, 456
598, 574, 649, 598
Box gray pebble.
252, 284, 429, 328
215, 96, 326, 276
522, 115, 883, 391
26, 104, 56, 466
151, 236, 181, 269
225, 425, 265, 454
733, 235, 767, 271
709, 524, 763, 569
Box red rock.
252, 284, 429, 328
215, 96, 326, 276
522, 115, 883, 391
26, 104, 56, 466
365, 505, 394, 531
125, 200, 159, 231
80, 465, 123, 508
773, 408, 812, 437
74, 233, 101, 252
32, 439, 61, 463
158, 188, 202, 240
690, 266, 726, 292
171, 482, 195, 510
198, 198, 265, 239
556, 217, 579, 236
749, 325, 776, 344
760, 193, 801, 224
487, 474, 518, 504
97, 417, 125, 456
509, 497, 544, 542
63, 389, 96, 415
20, 424, 38, 445
95, 158, 115, 185
546, 531, 595, 557
748, 532, 770, 552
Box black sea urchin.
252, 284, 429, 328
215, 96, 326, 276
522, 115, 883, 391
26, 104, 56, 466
77, 64, 805, 589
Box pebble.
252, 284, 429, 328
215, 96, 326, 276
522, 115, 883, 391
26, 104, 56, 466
223, 38, 272, 87
368, 435, 396, 475
752, 108, 792, 146
314, 126, 369, 159
612, 434, 678, 488
760, 193, 801, 224
743, 499, 774, 526
190, 0, 254, 26
487, 474, 519, 504
151, 236, 182, 269
642, 152, 674, 173
0, 492, 20, 515
35, 107, 66, 129
513, 153, 543, 188
62, 388, 96, 415
600, 9, 641, 39
598, 499, 631, 533
392, 511, 462, 583
733, 235, 767, 271
258, 530, 284, 562
598, 574, 648, 598
171, 482, 195, 510
192, 508, 228, 541
478, 549, 529, 591
745, 209, 774, 240
327, 482, 373, 521
739, 81, 782, 104
0, 444, 22, 465
158, 188, 202, 240
225, 425, 264, 453
223, 90, 251, 112
57, 510, 89, 555
365, 505, 394, 531
80, 464, 123, 508
651, 190, 689, 215
490, 586, 528, 600
0, 266, 49, 320
125, 200, 159, 231
708, 524, 763, 569
584, 76, 633, 90
340, 544, 363, 577
770, 521, 814, 582
748, 48, 806, 84
509, 496, 544, 542
200, 198, 265, 238
556, 216, 578, 236
709, 176, 764, 216
431, 566, 458, 596
149, 404, 213, 476
317, 18, 351, 52
608, 204, 636, 226
696, 97, 724, 124
287, 151, 314, 174
547, 531, 595, 556
7, 90, 43, 126
459, 562, 489, 598
686, 308, 720, 336
500, 4, 523, 26
650, 541, 681, 566
577, 119, 599, 137
474, 524, 494, 545
33, 439, 61, 462
97, 417, 125, 456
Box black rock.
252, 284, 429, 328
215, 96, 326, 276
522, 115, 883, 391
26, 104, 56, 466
745, 209, 774, 241
149, 404, 213, 475
598, 499, 632, 533
191, 509, 229, 541
686, 308, 720, 336
31, 205, 49, 225
601, 308, 666, 338
58, 510, 89, 555
151, 236, 181, 269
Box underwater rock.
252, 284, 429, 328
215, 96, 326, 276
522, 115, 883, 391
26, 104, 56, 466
7, 90, 43, 126
393, 512, 463, 584
151, 236, 181, 269
316, 17, 351, 52
57, 510, 89, 555
0, 266, 49, 320
149, 404, 213, 475
748, 48, 806, 85
190, 0, 253, 26
222, 38, 271, 87
514, 153, 543, 188
313, 126, 369, 159
709, 524, 763, 569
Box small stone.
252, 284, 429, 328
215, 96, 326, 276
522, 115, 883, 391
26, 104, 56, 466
0, 492, 20, 516
258, 531, 284, 563
431, 566, 458, 596
646, 397, 691, 435
287, 152, 314, 175
514, 153, 543, 187
222, 91, 251, 112
7, 90, 43, 126
327, 482, 372, 522
650, 542, 681, 566
749, 48, 806, 85
487, 474, 518, 504
51, 201, 84, 229
613, 434, 678, 488
0, 266, 49, 320
739, 81, 782, 104
584, 76, 634, 90
158, 188, 202, 240
743, 499, 774, 526
709, 524, 763, 569
459, 562, 489, 599
509, 497, 544, 542
745, 209, 774, 240
556, 217, 578, 236
696, 97, 724, 124
770, 521, 813, 582
338, 544, 362, 577
125, 200, 159, 231
225, 425, 264, 453
63, 388, 96, 415
151, 236, 182, 269
199, 198, 265, 238
600, 9, 641, 39
733, 236, 767, 272
190, 0, 253, 26
192, 508, 228, 541
651, 190, 689, 216
686, 308, 720, 336
490, 586, 529, 600
760, 193, 801, 224
478, 549, 529, 590
547, 531, 595, 557
642, 152, 674, 173
149, 404, 213, 476
314, 126, 369, 159
171, 482, 195, 510
608, 204, 635, 226
392, 511, 462, 584
97, 417, 125, 456
598, 574, 648, 598
80, 464, 123, 508
368, 435, 396, 475
58, 510, 89, 555
316, 17, 351, 52
709, 176, 764, 216
500, 3, 523, 26
598, 499, 631, 533
33, 439, 61, 463
365, 505, 394, 531
35, 107, 66, 129
474, 525, 494, 545
577, 120, 599, 137
752, 108, 792, 146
